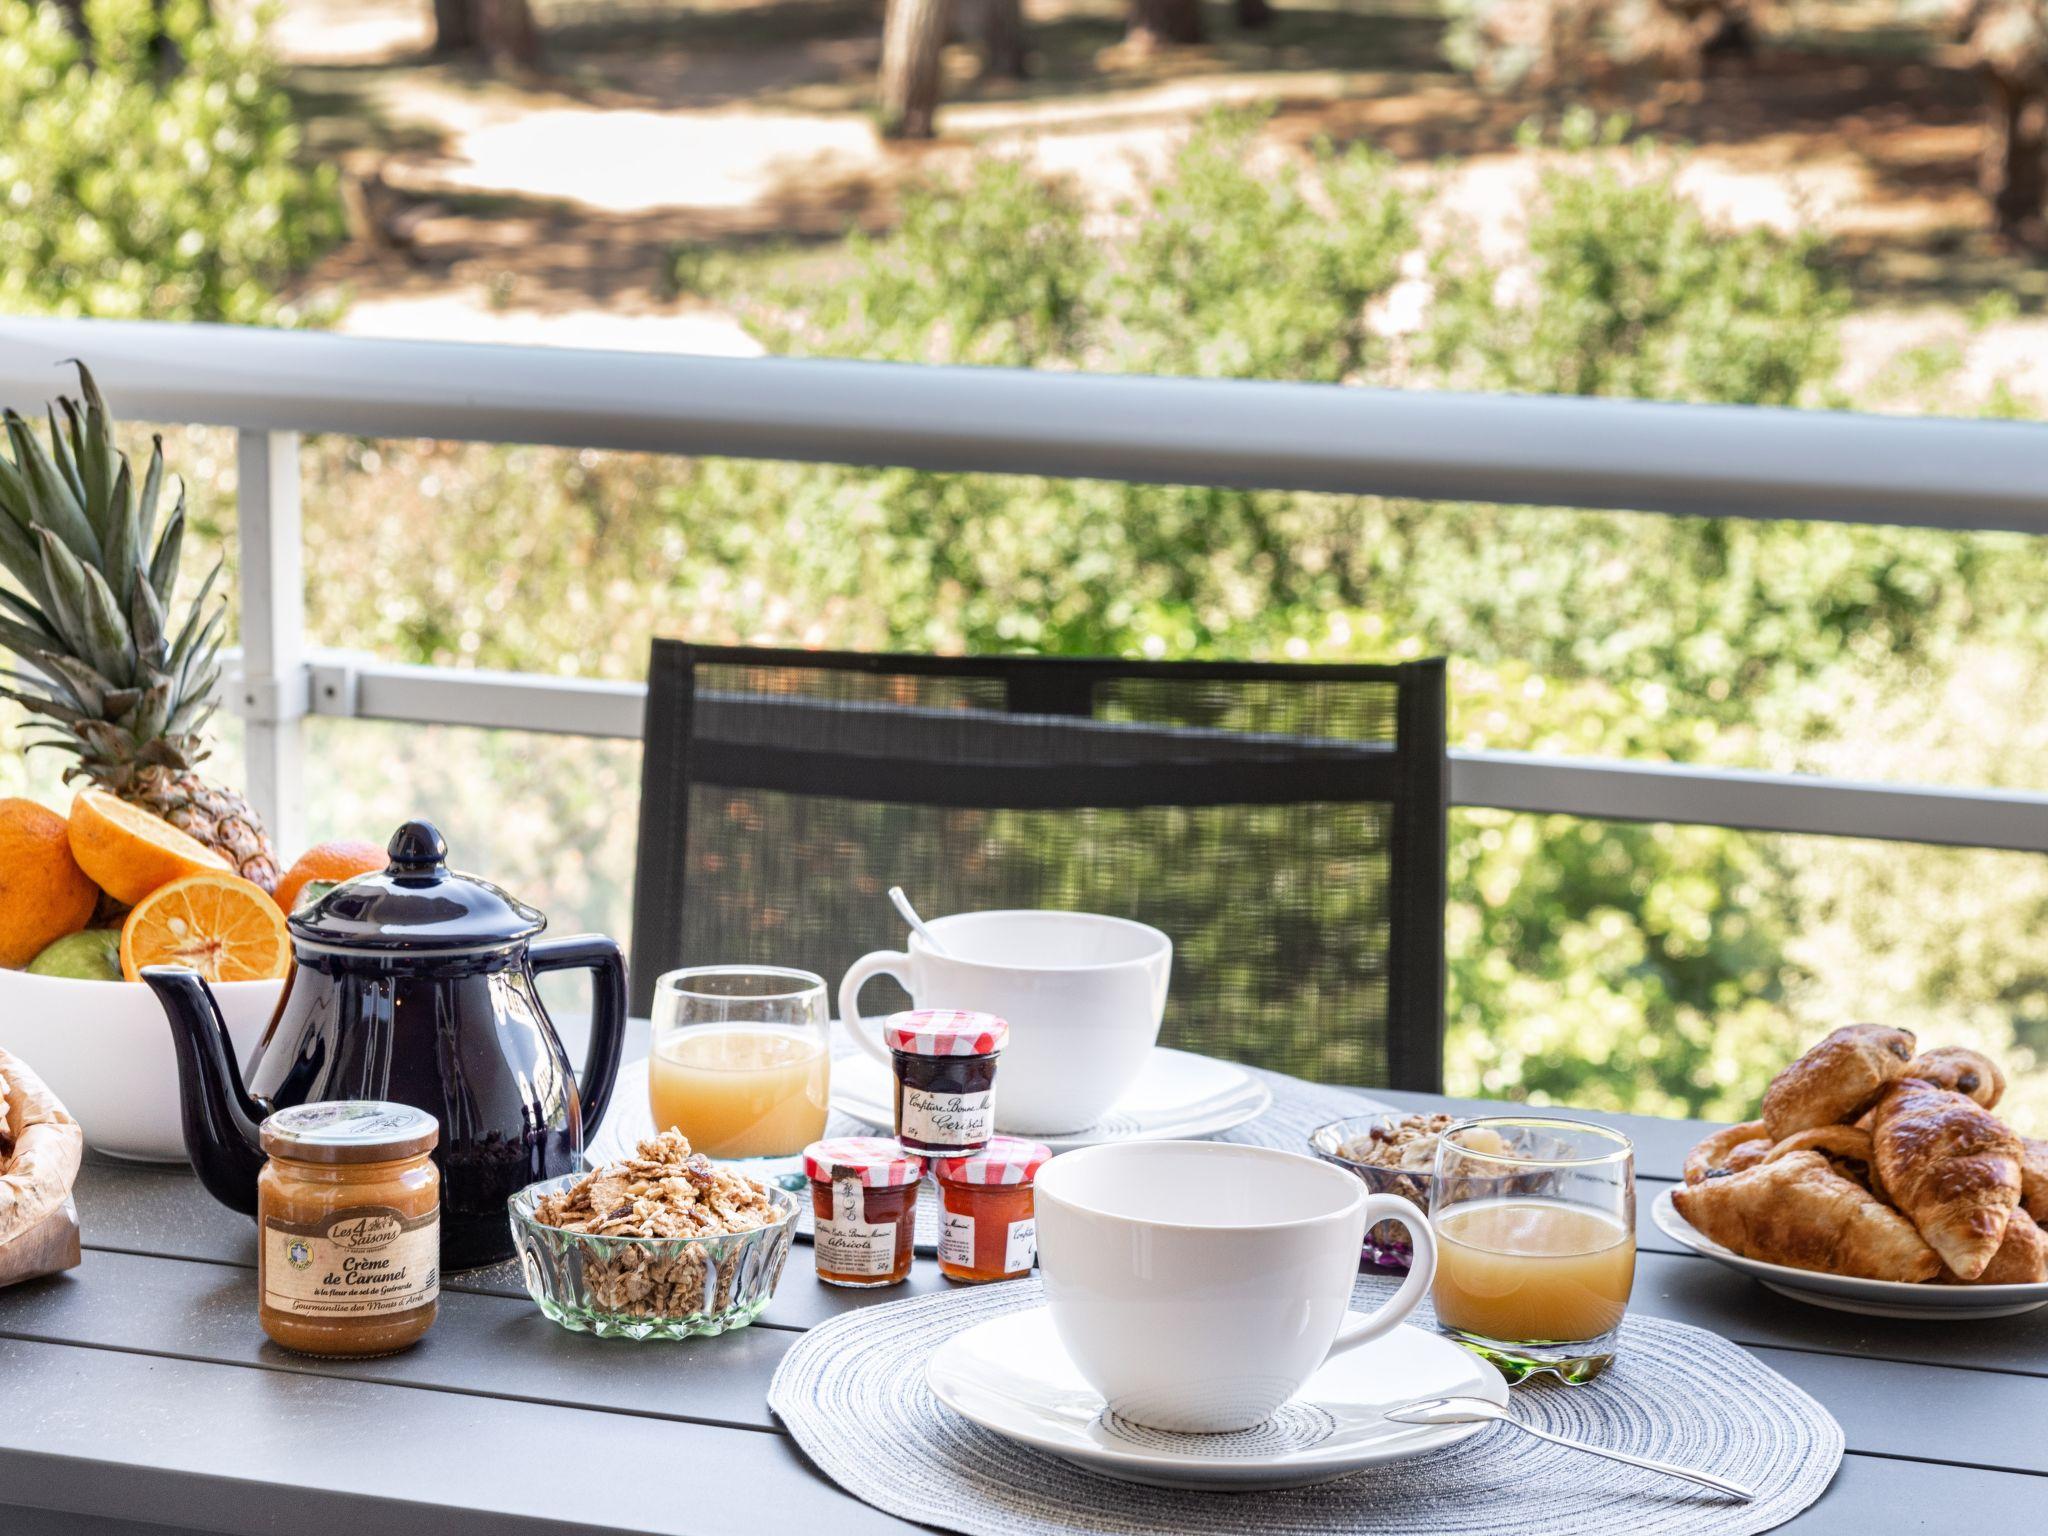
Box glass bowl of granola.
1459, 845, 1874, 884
1308, 1112, 1466, 1271
509, 1130, 800, 1340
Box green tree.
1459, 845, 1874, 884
0, 0, 342, 325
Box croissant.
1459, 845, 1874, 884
1763, 1126, 1873, 1166
1947, 1216, 2048, 1286
1683, 1120, 1773, 1185
1671, 1150, 1940, 1282
1871, 1078, 2022, 1281
2021, 1138, 2048, 1225
1760, 1024, 1916, 1140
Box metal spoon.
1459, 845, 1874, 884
1383, 1396, 1756, 1501
888, 887, 952, 956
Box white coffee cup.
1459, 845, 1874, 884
838, 910, 1171, 1135
1033, 1140, 1436, 1433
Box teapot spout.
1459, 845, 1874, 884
142, 967, 271, 1215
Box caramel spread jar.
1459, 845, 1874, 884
257, 1102, 441, 1358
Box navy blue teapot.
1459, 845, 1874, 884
145, 820, 628, 1270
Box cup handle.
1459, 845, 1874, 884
1327, 1195, 1437, 1359
837, 949, 911, 1067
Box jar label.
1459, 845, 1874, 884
1005, 1215, 1037, 1275
901, 1087, 993, 1148
816, 1174, 899, 1277
939, 1210, 974, 1268
262, 1204, 439, 1319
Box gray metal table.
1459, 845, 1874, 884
2, 1087, 2043, 1535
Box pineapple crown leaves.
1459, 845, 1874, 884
0, 361, 225, 777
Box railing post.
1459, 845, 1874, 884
234, 428, 307, 861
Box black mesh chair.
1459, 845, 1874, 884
629, 642, 1448, 1091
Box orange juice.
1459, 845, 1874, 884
1432, 1199, 1635, 1342
648, 1025, 829, 1159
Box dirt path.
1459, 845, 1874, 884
275, 0, 2048, 405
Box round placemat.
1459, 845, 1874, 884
768, 1274, 1842, 1536
795, 1066, 1394, 1250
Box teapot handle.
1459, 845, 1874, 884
530, 934, 630, 1143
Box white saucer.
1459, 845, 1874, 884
1652, 1186, 2048, 1319
927, 1307, 1507, 1490
831, 1044, 1273, 1151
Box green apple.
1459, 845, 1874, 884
26, 928, 124, 981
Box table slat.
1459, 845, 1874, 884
0, 1334, 920, 1536
0, 1248, 787, 1430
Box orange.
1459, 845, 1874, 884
69, 789, 230, 907
119, 872, 291, 984
274, 839, 387, 915
0, 799, 99, 969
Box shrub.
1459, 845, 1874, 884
1424, 114, 1845, 406
0, 0, 342, 324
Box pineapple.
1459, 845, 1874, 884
0, 364, 279, 893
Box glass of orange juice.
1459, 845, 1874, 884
649, 967, 831, 1168
1428, 1117, 1635, 1384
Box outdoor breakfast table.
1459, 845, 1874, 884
1, 1028, 2042, 1536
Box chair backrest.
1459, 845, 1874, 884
630, 643, 1448, 1091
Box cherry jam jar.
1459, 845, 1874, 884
884, 1010, 1008, 1157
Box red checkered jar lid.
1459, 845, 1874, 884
934, 1137, 1053, 1186
884, 1009, 1009, 1057
803, 1137, 926, 1188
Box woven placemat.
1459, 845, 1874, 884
768, 1274, 1842, 1536
796, 1066, 1393, 1249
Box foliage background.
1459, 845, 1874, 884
1, 33, 2044, 1130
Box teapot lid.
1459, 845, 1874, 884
288, 821, 545, 953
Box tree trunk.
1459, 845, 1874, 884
1234, 0, 1272, 28
1984, 71, 2048, 243
476, 0, 542, 68
879, 0, 951, 139
977, 0, 1028, 79
1126, 0, 1205, 51
432, 0, 478, 54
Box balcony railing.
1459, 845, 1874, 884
4, 316, 2048, 864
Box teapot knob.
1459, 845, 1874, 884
387, 820, 449, 873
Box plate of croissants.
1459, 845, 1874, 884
1654, 1027, 2048, 1318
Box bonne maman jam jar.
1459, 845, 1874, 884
257, 1102, 441, 1358
885, 1009, 1008, 1157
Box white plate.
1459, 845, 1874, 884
586, 1045, 1273, 1167
1652, 1186, 2048, 1319
832, 1044, 1272, 1151
928, 1307, 1507, 1490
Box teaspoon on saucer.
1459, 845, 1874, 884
1382, 1396, 1756, 1501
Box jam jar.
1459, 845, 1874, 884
805, 1137, 925, 1287
885, 1009, 1008, 1157
935, 1137, 1051, 1284
256, 1102, 441, 1358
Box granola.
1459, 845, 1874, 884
530, 1131, 786, 1317
1336, 1113, 1466, 1172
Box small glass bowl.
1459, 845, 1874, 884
1309, 1114, 1439, 1271
508, 1175, 800, 1340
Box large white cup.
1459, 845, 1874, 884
838, 910, 1171, 1135
1034, 1140, 1436, 1432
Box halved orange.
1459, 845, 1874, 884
120, 871, 292, 983
70, 790, 230, 907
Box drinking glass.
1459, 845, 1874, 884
648, 967, 831, 1170
1428, 1117, 1635, 1384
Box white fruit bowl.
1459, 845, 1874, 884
0, 969, 283, 1162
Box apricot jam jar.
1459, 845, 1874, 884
885, 1010, 1008, 1157
257, 1102, 441, 1358
804, 1137, 924, 1287
935, 1137, 1051, 1283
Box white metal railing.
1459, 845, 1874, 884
5, 316, 2048, 861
